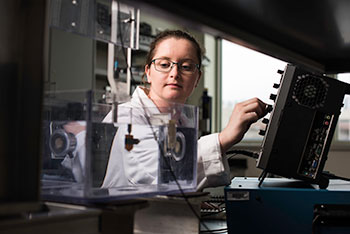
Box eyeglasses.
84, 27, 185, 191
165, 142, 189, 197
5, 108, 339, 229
151, 58, 200, 74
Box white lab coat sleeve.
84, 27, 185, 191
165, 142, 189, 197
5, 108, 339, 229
196, 133, 231, 191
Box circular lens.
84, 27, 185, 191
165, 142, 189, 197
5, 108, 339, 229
171, 131, 186, 161
49, 129, 77, 157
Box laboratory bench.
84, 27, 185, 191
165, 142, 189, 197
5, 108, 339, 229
0, 193, 221, 234
0, 202, 101, 234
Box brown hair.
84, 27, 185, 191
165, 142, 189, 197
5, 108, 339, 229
142, 30, 203, 84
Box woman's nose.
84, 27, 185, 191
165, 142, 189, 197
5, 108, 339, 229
169, 64, 180, 78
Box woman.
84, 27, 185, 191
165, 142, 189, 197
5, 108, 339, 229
100, 30, 267, 190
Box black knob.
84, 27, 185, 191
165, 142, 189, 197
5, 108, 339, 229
273, 83, 280, 89
258, 129, 266, 136
277, 69, 284, 74
262, 118, 269, 124
266, 105, 273, 113
270, 94, 277, 101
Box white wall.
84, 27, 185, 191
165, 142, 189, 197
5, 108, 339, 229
325, 149, 350, 178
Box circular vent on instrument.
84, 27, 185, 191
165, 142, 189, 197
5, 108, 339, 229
292, 74, 329, 109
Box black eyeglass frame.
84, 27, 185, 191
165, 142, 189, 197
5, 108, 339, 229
150, 58, 200, 74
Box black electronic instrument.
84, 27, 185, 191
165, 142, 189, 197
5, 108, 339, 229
257, 64, 350, 188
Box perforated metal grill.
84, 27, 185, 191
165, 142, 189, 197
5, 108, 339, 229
292, 74, 329, 109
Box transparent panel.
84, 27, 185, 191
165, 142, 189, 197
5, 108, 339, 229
49, 0, 140, 49
41, 90, 198, 201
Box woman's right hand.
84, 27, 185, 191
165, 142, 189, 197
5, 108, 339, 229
218, 97, 267, 153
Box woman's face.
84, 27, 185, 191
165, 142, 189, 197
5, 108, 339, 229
145, 38, 201, 105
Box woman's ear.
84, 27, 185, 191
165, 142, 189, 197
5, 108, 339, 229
145, 64, 151, 84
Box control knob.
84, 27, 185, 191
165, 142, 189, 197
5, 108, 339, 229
266, 105, 273, 113
273, 83, 280, 89
258, 129, 266, 136
270, 94, 277, 101
262, 118, 269, 124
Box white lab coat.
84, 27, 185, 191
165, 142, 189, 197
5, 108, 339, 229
62, 87, 231, 190
102, 87, 231, 190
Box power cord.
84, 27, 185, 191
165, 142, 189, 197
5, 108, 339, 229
322, 171, 350, 182
226, 149, 259, 160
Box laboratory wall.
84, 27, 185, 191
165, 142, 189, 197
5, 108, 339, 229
325, 149, 350, 178
48, 28, 95, 91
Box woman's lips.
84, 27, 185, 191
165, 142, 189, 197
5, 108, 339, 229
166, 83, 182, 88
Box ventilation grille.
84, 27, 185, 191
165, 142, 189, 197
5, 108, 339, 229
292, 74, 329, 109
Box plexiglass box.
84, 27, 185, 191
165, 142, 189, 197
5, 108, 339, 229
41, 90, 198, 202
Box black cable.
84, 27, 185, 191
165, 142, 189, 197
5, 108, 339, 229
116, 3, 213, 232
226, 149, 259, 159
322, 171, 350, 182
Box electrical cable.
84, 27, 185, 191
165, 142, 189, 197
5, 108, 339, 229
116, 3, 214, 232
322, 171, 350, 182
226, 149, 259, 160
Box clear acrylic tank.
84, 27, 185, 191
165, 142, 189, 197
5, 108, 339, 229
41, 90, 198, 202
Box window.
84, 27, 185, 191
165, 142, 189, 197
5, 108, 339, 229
221, 39, 287, 142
